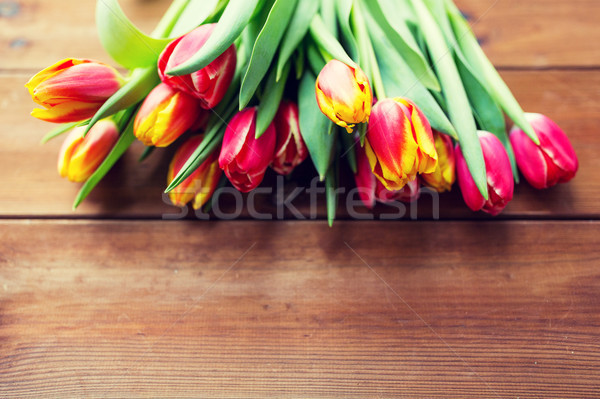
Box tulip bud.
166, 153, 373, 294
421, 132, 456, 192
315, 60, 372, 133
168, 135, 222, 209
219, 108, 277, 192
25, 58, 124, 123
364, 98, 438, 191
456, 131, 514, 216
509, 113, 578, 189
271, 101, 308, 175
158, 24, 236, 109
57, 119, 119, 182
133, 83, 204, 147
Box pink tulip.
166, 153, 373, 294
158, 24, 236, 109
509, 113, 578, 189
456, 131, 514, 216
271, 101, 308, 175
219, 108, 276, 192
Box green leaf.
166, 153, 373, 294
84, 66, 159, 136
276, 0, 319, 81
298, 71, 335, 180
320, 0, 337, 36
309, 14, 354, 66
294, 46, 305, 79
239, 0, 298, 110
73, 115, 137, 209
366, 12, 457, 138
455, 55, 519, 182
167, 0, 260, 76
168, 0, 221, 37
255, 63, 290, 138
40, 121, 79, 144
325, 155, 339, 227
306, 41, 327, 75
95, 0, 172, 68
445, 0, 538, 144
410, 0, 487, 198
335, 0, 359, 61
339, 128, 357, 173
369, 0, 440, 91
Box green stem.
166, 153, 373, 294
152, 0, 191, 38
351, 0, 386, 99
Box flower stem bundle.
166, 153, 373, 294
26, 0, 578, 222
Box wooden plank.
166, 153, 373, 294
0, 0, 599, 70
0, 220, 599, 397
2, 70, 599, 219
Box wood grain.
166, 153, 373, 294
1, 220, 599, 398
1, 0, 599, 71
2, 70, 599, 218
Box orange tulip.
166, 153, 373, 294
26, 58, 123, 123
133, 83, 204, 147
168, 135, 222, 209
58, 119, 119, 182
421, 131, 456, 192
315, 60, 372, 133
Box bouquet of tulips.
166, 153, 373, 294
26, 0, 578, 223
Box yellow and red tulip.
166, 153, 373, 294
57, 119, 119, 182
421, 131, 456, 192
158, 24, 236, 109
315, 60, 372, 133
133, 83, 204, 147
167, 135, 222, 209
218, 107, 276, 192
456, 131, 514, 216
25, 58, 124, 123
271, 101, 308, 175
509, 113, 578, 189
354, 136, 421, 209
364, 97, 438, 191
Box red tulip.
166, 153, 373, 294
158, 24, 236, 109
134, 83, 205, 147
168, 135, 222, 209
315, 60, 372, 133
509, 113, 578, 189
456, 131, 514, 216
58, 119, 119, 182
271, 101, 308, 175
365, 98, 438, 191
25, 58, 124, 123
218, 108, 276, 192
376, 178, 421, 204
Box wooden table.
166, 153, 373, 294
1, 0, 599, 397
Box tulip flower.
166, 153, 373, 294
57, 119, 119, 183
271, 101, 308, 175
158, 24, 236, 109
456, 131, 514, 216
133, 83, 204, 147
354, 137, 420, 209
315, 60, 372, 133
25, 58, 124, 123
421, 131, 456, 192
364, 98, 438, 191
219, 107, 277, 192
509, 113, 578, 189
167, 135, 222, 209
